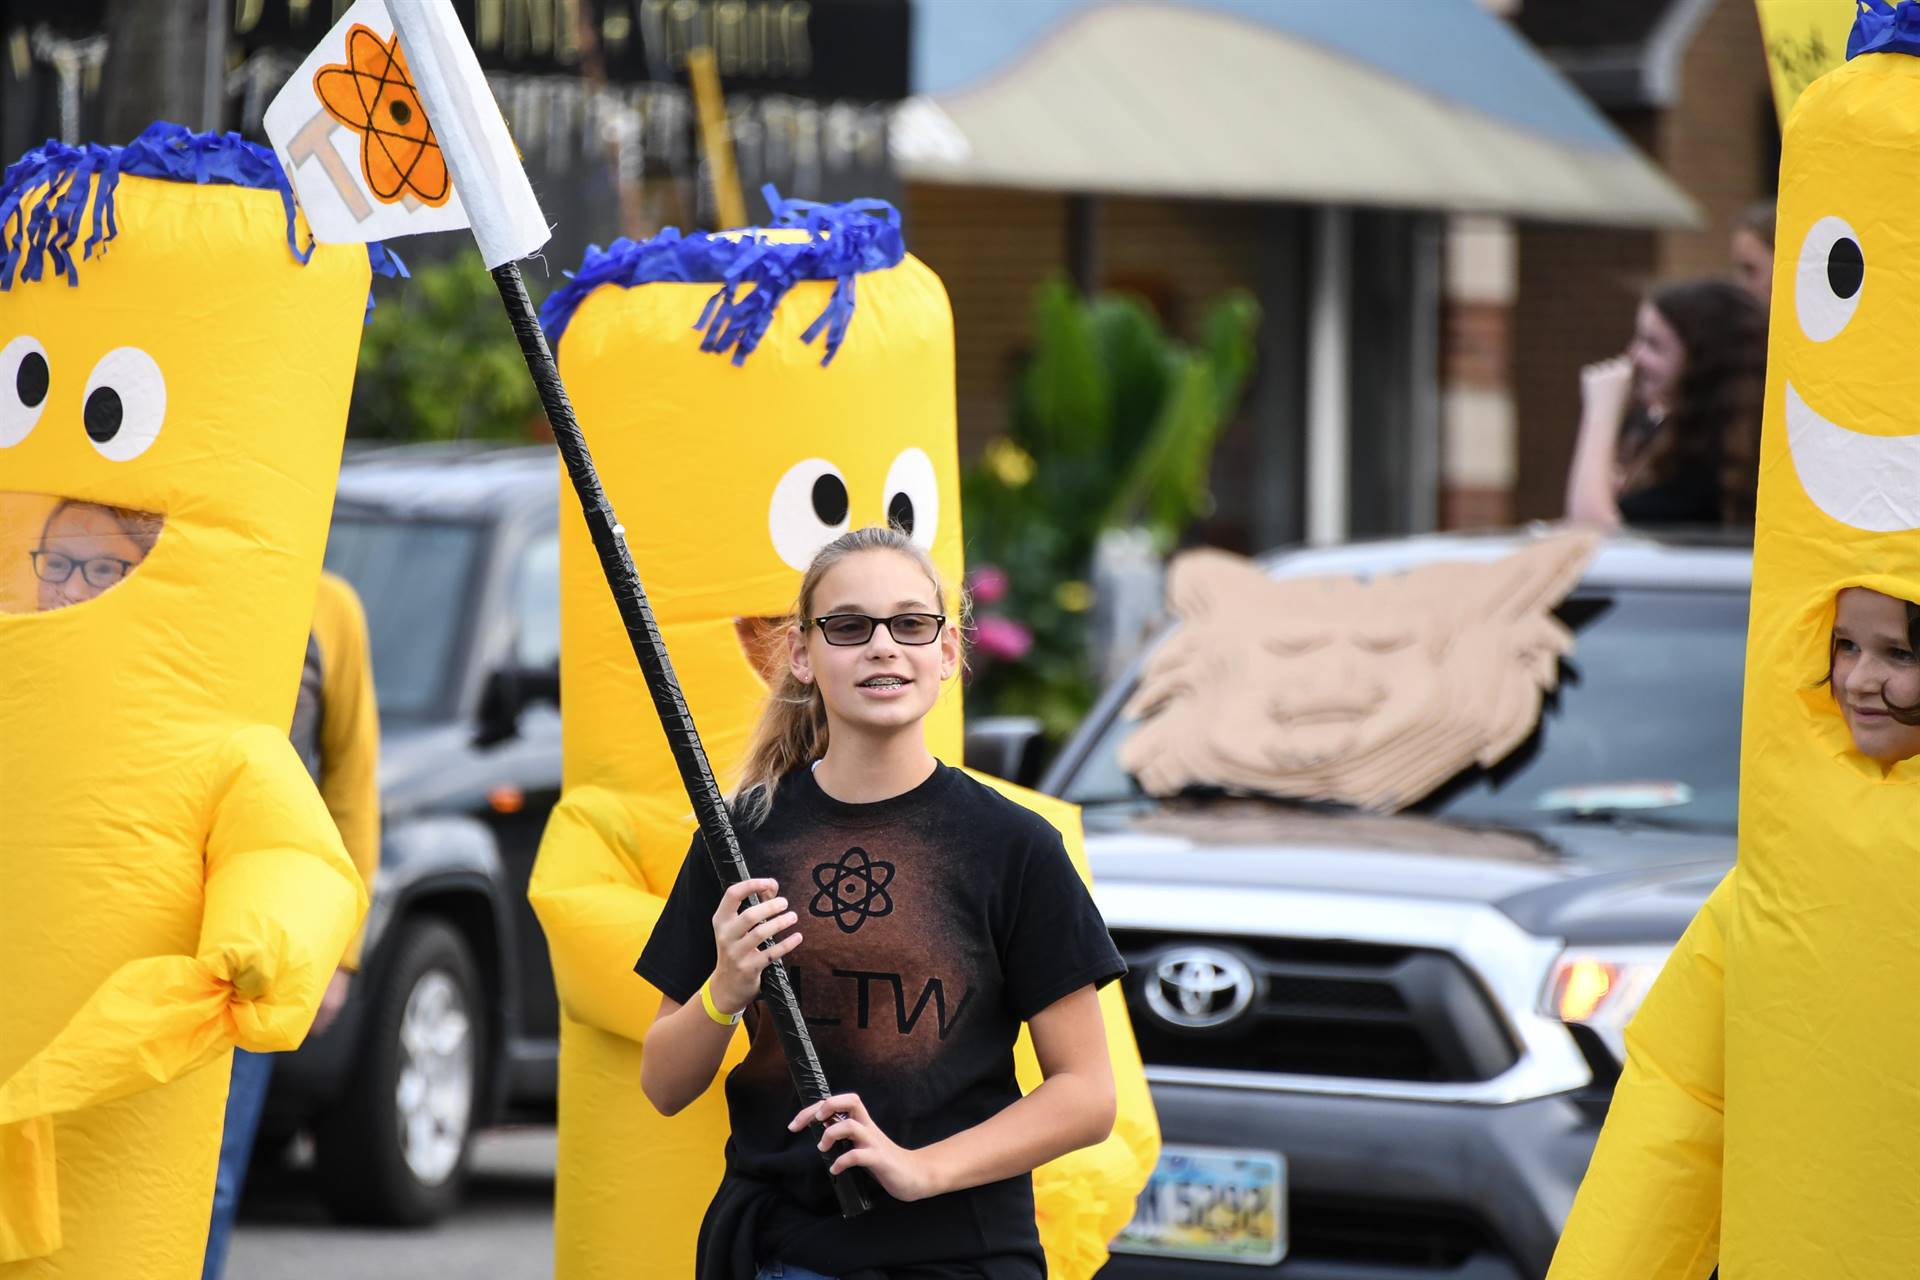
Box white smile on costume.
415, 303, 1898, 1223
1785, 380, 1920, 533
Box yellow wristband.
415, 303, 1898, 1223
700, 980, 743, 1027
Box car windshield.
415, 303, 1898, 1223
1060, 587, 1748, 832
324, 515, 483, 720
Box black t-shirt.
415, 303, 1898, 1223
635, 762, 1126, 1280
1616, 409, 1737, 528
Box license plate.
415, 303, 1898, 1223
1111, 1144, 1287, 1266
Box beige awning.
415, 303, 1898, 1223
895, 1, 1698, 228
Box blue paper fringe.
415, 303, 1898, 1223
1849, 0, 1920, 59
0, 121, 404, 317
538, 184, 905, 366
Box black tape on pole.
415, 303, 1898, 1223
491, 262, 872, 1218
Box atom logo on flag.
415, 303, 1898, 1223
809, 847, 896, 935
314, 24, 451, 207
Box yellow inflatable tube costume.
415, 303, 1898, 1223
0, 124, 375, 1275
1551, 9, 1920, 1276
530, 192, 1157, 1279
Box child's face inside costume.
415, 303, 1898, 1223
1831, 586, 1920, 765
31, 500, 159, 611
792, 549, 958, 743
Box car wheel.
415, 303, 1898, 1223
315, 918, 484, 1225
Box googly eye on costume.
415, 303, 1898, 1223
883, 446, 939, 548
1796, 215, 1864, 343
769, 457, 852, 572
81, 347, 167, 462
0, 334, 49, 447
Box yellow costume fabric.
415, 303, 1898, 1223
312, 569, 382, 969
0, 135, 370, 1275
1753, 0, 1856, 123
530, 216, 1157, 1278
1550, 31, 1920, 1279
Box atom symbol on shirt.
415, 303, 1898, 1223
314, 24, 452, 207
810, 847, 896, 935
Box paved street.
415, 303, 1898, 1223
228, 1128, 556, 1279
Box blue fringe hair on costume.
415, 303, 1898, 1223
538, 184, 905, 367
1850, 0, 1920, 58
0, 121, 404, 315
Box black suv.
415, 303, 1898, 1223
263, 445, 564, 1224
1048, 532, 1746, 1280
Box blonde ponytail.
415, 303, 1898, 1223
731, 525, 957, 826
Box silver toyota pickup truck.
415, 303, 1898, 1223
1049, 531, 1745, 1280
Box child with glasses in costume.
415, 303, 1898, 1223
30, 499, 162, 611
637, 526, 1123, 1280
28, 504, 379, 1278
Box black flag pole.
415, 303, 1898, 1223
358, 0, 868, 1216
491, 261, 873, 1218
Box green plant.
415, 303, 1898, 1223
962, 276, 1258, 740
350, 250, 547, 441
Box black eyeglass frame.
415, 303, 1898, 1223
808, 612, 948, 647
28, 548, 137, 590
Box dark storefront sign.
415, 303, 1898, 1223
6, 1, 905, 101
231, 0, 908, 102
3, 0, 909, 238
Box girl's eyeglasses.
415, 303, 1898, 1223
29, 549, 136, 589
810, 613, 946, 646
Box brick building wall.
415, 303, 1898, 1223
902, 183, 1275, 549
1441, 217, 1520, 531
898, 184, 1068, 457
902, 184, 1266, 456
1654, 0, 1779, 280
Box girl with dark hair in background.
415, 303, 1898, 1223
1565, 278, 1767, 532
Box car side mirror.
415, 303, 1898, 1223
475, 663, 560, 748
964, 715, 1045, 787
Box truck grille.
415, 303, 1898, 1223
1290, 1194, 1507, 1272
1111, 930, 1520, 1083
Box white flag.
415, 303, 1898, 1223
263, 0, 548, 268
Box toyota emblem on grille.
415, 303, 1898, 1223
1145, 946, 1256, 1029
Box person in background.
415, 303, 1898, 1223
1564, 278, 1766, 532
201, 570, 381, 1280
1731, 199, 1776, 306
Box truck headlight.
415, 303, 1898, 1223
1540, 946, 1671, 1063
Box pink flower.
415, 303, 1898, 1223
972, 615, 1033, 662
966, 564, 1010, 606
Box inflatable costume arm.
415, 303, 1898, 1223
313, 571, 381, 969
1547, 870, 1734, 1280
0, 725, 366, 1259
972, 772, 1163, 1280
528, 785, 671, 1044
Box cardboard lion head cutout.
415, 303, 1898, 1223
1121, 532, 1597, 812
